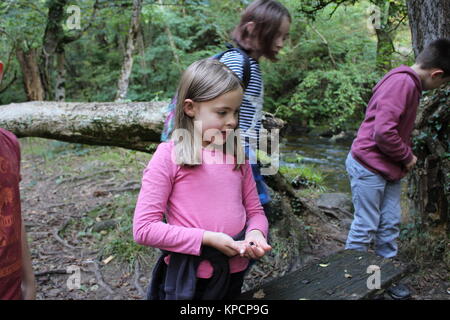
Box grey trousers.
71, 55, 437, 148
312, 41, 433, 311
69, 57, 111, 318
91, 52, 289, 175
345, 153, 401, 258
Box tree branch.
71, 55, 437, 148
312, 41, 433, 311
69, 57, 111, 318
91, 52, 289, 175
299, 0, 353, 16
389, 12, 408, 33
309, 24, 337, 68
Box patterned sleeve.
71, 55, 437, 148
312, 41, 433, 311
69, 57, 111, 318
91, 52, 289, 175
219, 50, 245, 82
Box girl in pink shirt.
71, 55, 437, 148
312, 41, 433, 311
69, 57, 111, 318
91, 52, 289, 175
133, 59, 271, 300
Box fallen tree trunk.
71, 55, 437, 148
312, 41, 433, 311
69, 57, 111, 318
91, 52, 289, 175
0, 101, 287, 152
0, 101, 167, 152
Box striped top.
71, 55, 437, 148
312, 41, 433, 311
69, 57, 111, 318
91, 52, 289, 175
219, 50, 264, 148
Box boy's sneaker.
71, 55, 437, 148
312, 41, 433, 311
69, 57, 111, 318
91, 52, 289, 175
387, 283, 411, 300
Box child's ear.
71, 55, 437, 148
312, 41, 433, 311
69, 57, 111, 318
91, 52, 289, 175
431, 69, 444, 79
244, 21, 256, 36
183, 99, 196, 118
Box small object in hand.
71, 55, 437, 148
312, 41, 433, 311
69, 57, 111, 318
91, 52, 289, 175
249, 242, 255, 246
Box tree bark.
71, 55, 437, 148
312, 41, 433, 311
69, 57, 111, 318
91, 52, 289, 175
407, 0, 450, 56
55, 48, 66, 101
115, 0, 143, 102
0, 101, 167, 151
16, 48, 45, 101
406, 0, 450, 263
41, 0, 68, 100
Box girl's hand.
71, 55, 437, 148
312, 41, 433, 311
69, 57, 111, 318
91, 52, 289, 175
202, 231, 246, 257
242, 230, 271, 260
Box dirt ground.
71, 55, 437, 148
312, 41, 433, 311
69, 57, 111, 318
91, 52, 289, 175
18, 138, 449, 300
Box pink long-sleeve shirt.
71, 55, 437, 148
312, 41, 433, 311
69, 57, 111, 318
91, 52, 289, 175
133, 141, 269, 278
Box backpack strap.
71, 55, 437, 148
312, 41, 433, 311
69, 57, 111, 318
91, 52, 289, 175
214, 44, 252, 90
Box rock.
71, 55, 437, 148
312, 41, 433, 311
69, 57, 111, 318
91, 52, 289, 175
341, 218, 353, 229
261, 112, 286, 131
263, 188, 286, 224
46, 288, 60, 297
316, 193, 353, 213
319, 129, 337, 138
330, 131, 356, 143
292, 176, 317, 189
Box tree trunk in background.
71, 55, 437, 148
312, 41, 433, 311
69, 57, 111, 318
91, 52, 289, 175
372, 0, 404, 73
41, 0, 68, 100
41, 0, 99, 101
115, 0, 143, 102
16, 48, 45, 101
406, 0, 450, 265
55, 47, 66, 101
375, 26, 394, 72
137, 25, 149, 87
407, 0, 450, 56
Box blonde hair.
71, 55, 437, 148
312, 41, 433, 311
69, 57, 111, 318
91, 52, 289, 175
171, 59, 245, 168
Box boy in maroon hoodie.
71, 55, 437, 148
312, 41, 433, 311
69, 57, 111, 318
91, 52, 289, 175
345, 39, 450, 260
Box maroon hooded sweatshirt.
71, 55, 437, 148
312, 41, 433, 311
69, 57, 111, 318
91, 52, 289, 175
0, 128, 23, 300
351, 65, 423, 181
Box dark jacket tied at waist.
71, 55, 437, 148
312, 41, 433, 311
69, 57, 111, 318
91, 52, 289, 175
147, 229, 246, 300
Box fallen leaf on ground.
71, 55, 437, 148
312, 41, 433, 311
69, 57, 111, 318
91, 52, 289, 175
319, 263, 330, 268
253, 289, 266, 299
103, 255, 115, 265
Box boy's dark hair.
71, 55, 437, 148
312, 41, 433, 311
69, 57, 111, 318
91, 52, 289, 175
416, 38, 450, 77
232, 0, 291, 61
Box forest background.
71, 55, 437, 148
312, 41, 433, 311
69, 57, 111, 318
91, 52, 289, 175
0, 0, 414, 133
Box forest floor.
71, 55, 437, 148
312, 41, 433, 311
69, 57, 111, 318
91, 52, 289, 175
19, 138, 449, 300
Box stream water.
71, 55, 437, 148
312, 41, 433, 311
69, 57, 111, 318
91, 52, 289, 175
279, 133, 352, 193
280, 133, 412, 219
